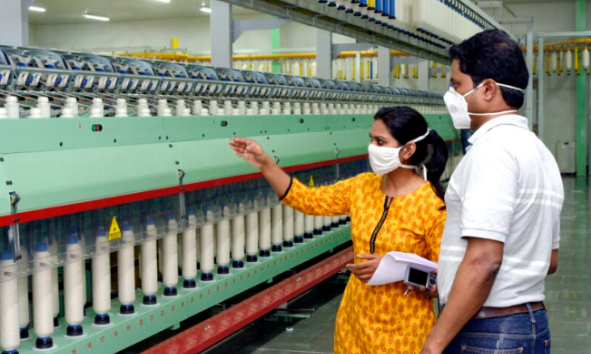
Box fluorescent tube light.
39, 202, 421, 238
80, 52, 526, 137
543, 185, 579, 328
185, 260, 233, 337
200, 7, 212, 13
153, 0, 171, 3
29, 6, 46, 12
83, 14, 110, 22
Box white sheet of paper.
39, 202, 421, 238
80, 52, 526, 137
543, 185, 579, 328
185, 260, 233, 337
367, 251, 438, 286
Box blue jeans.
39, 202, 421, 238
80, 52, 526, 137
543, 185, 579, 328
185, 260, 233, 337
443, 307, 551, 354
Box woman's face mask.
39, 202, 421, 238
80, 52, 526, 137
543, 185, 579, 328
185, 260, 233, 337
368, 130, 430, 177
443, 81, 524, 130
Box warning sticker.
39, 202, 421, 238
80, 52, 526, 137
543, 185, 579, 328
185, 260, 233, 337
108, 217, 121, 241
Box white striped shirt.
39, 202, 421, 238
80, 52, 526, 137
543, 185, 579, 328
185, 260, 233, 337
438, 115, 564, 307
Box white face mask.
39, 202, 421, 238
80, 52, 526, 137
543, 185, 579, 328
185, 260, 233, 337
444, 82, 524, 130
368, 130, 430, 177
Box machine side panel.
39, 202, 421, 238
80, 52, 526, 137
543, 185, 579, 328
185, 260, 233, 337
164, 115, 270, 142
0, 119, 166, 154
1, 144, 178, 212
172, 137, 264, 185
0, 162, 12, 217
269, 131, 338, 167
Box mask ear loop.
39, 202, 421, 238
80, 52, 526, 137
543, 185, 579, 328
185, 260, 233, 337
401, 131, 431, 180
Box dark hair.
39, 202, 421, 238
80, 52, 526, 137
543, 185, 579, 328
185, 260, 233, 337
374, 106, 448, 202
449, 29, 528, 108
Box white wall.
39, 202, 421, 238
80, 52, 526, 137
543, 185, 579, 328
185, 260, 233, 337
486, 1, 584, 158
31, 15, 355, 53
32, 15, 273, 53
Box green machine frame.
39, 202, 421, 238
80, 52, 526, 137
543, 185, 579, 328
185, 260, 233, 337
0, 112, 457, 354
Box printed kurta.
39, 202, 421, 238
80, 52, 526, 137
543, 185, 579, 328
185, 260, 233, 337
282, 173, 445, 354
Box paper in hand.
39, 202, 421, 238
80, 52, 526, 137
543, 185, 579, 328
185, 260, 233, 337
367, 252, 438, 286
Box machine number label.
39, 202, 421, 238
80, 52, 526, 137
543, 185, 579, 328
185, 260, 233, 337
108, 217, 121, 241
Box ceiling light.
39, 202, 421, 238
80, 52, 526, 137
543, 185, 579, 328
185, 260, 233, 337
29, 6, 46, 12
200, 7, 212, 13
83, 14, 110, 22
153, 0, 171, 3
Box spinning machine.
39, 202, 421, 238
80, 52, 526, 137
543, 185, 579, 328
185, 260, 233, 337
0, 45, 459, 354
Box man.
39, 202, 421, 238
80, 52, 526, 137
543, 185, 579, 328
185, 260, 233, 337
421, 30, 563, 354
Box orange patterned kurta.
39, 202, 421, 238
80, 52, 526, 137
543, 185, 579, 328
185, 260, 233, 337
282, 173, 445, 354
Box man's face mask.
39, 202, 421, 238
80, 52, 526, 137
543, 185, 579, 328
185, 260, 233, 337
444, 81, 524, 130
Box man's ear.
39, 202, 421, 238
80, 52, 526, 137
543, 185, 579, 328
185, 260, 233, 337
480, 79, 498, 102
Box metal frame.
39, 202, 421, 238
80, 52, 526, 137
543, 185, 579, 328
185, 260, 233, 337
536, 30, 591, 176
215, 0, 511, 63
211, 0, 234, 68
215, 0, 450, 63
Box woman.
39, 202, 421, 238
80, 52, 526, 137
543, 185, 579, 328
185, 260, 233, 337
229, 106, 447, 354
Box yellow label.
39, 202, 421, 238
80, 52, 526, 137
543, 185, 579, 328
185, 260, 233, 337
108, 217, 121, 241
309, 175, 315, 188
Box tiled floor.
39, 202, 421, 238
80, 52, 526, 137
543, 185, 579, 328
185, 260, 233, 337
544, 177, 591, 354
207, 177, 590, 354
203, 278, 346, 354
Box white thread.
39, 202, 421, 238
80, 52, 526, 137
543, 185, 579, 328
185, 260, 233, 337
314, 216, 323, 232
324, 215, 332, 229
18, 249, 30, 331
80, 234, 87, 306
305, 214, 314, 235
208, 100, 218, 116
259, 207, 271, 250
47, 242, 59, 323
192, 100, 203, 115
92, 234, 111, 316
217, 206, 231, 267
182, 214, 198, 280
177, 233, 183, 274
33, 246, 54, 339
332, 215, 341, 226
249, 101, 259, 115
237, 101, 246, 115
64, 239, 84, 327
0, 257, 20, 351
200, 211, 215, 274
245, 204, 259, 257
141, 221, 158, 297
231, 203, 246, 261
224, 100, 233, 116
118, 226, 136, 305
295, 211, 305, 237
283, 205, 294, 242
176, 99, 187, 116
196, 228, 201, 264
271, 203, 283, 247
163, 217, 179, 288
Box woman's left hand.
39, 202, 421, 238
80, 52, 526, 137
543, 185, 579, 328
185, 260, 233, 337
347, 254, 383, 283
